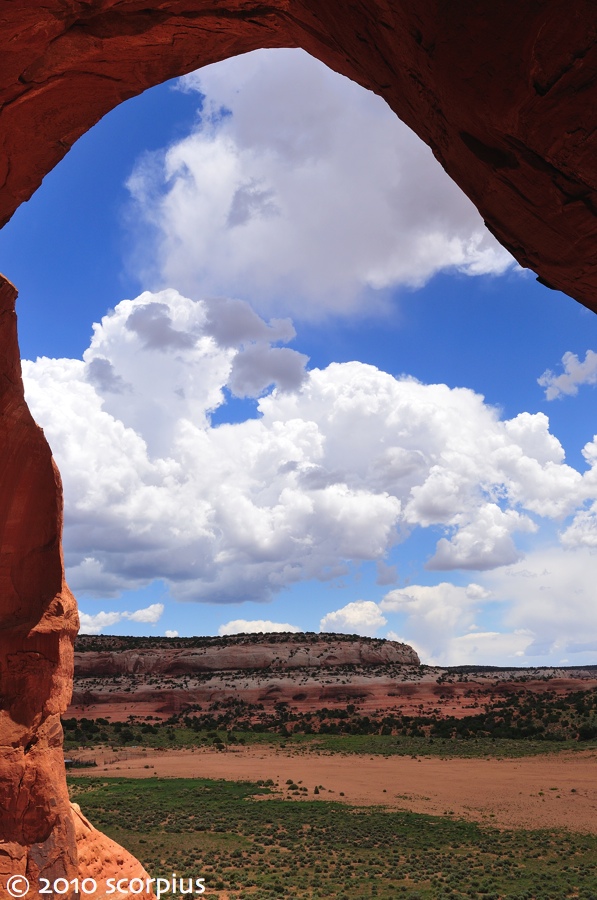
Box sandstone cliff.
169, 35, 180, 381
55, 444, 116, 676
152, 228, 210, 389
74, 633, 420, 676
0, 281, 154, 899
0, 275, 80, 897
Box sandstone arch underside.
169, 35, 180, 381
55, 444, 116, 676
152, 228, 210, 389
1, 0, 597, 894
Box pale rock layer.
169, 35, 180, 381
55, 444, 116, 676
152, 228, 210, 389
74, 636, 420, 677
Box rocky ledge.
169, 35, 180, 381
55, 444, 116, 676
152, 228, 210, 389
74, 632, 420, 676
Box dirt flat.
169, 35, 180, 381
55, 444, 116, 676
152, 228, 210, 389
72, 746, 597, 834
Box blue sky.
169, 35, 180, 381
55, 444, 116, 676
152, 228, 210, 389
4, 49, 597, 665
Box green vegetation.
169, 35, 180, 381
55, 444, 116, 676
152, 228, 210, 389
69, 776, 597, 900
74, 631, 395, 653
62, 718, 597, 759
62, 683, 597, 758
425, 686, 597, 743
66, 647, 597, 896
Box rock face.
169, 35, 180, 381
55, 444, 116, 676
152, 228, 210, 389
0, 275, 152, 896
70, 634, 420, 719
1, 2, 597, 309
67, 647, 597, 724
74, 634, 420, 676
0, 276, 80, 893
72, 804, 153, 900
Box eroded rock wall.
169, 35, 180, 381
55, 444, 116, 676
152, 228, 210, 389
0, 279, 152, 899
0, 276, 79, 893
74, 635, 420, 676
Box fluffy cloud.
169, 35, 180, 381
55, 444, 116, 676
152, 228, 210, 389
79, 611, 123, 635
380, 582, 494, 662
125, 49, 514, 320
557, 436, 597, 550
381, 581, 536, 666
538, 350, 597, 399
218, 619, 301, 635
427, 505, 535, 571
126, 603, 164, 623
320, 600, 387, 637
380, 543, 597, 665
79, 603, 164, 635
560, 508, 597, 548
385, 626, 532, 667
440, 630, 533, 666
22, 289, 597, 607
482, 547, 597, 658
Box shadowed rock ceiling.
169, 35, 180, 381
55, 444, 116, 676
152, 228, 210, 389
1, 0, 596, 309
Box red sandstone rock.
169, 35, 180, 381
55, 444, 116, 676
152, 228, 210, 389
1, 2, 597, 308
0, 275, 80, 898
72, 804, 155, 900
69, 666, 597, 723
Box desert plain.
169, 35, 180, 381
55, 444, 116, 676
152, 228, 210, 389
63, 634, 597, 899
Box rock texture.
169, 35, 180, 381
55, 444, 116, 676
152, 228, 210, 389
67, 647, 597, 723
72, 804, 153, 900
0, 276, 80, 895
1, 2, 597, 308
70, 634, 420, 719
74, 633, 420, 676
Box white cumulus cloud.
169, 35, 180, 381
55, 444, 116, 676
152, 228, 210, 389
381, 582, 535, 665
218, 619, 301, 635
125, 603, 164, 624
320, 600, 387, 637
443, 630, 533, 666
381, 582, 489, 662
79, 611, 124, 635
380, 544, 597, 665
125, 49, 514, 321
482, 547, 597, 658
79, 603, 165, 634
538, 350, 597, 400
22, 289, 597, 609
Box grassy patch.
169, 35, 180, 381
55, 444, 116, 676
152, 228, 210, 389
69, 776, 597, 900
263, 731, 594, 759
64, 721, 597, 759
64, 683, 597, 757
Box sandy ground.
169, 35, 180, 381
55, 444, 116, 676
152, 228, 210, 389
71, 745, 597, 834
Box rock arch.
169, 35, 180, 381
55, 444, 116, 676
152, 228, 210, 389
1, 0, 596, 892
